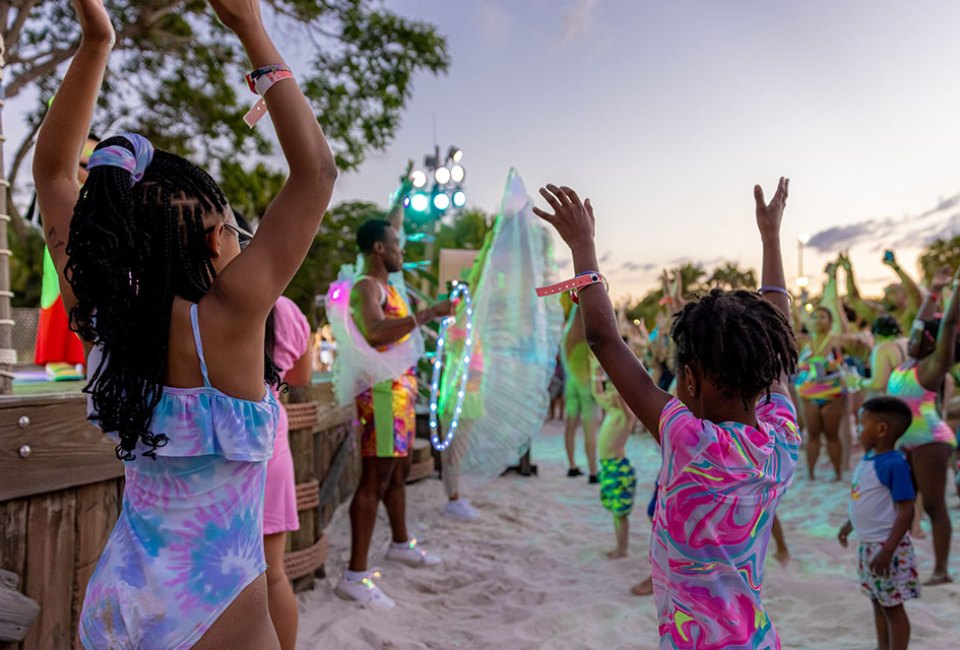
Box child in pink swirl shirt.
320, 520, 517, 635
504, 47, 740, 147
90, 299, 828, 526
534, 178, 799, 649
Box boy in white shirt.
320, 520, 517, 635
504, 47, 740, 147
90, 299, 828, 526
838, 396, 919, 650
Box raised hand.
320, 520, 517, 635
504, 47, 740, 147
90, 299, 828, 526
930, 265, 953, 292
532, 184, 595, 250
208, 0, 263, 32
754, 176, 789, 240
838, 250, 852, 271
73, 0, 115, 46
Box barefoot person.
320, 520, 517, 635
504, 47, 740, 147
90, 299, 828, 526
592, 354, 637, 559
35, 2, 337, 647
535, 177, 799, 648
838, 397, 919, 650
885, 268, 960, 586
335, 219, 452, 609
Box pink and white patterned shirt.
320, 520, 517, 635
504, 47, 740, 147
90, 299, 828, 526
651, 392, 800, 649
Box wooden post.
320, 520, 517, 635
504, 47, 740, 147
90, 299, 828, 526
0, 24, 15, 394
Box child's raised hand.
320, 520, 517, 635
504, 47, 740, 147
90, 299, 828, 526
72, 0, 115, 47
754, 176, 789, 240
533, 185, 595, 250
208, 0, 263, 32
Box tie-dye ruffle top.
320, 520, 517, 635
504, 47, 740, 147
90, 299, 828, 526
79, 303, 279, 650
652, 392, 800, 649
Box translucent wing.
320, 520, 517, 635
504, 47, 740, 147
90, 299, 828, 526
441, 169, 565, 488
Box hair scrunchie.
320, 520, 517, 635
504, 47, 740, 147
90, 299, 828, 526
86, 132, 155, 186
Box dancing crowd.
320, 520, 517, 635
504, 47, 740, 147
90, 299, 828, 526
35, 2, 958, 649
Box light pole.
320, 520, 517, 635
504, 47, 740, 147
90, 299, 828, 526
797, 233, 810, 304
403, 146, 466, 293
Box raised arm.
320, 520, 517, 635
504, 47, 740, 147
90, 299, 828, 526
754, 177, 794, 399
884, 251, 923, 319
533, 185, 670, 441
207, 0, 337, 317
840, 252, 878, 326
917, 268, 960, 391
33, 0, 115, 313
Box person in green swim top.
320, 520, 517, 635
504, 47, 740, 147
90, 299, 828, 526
562, 301, 599, 482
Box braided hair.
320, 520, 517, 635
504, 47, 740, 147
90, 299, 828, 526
66, 136, 281, 460
670, 289, 798, 408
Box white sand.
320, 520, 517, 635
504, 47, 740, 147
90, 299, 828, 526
297, 421, 960, 649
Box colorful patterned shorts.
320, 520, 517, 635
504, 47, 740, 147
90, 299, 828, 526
599, 457, 637, 517
356, 374, 417, 458
858, 536, 920, 607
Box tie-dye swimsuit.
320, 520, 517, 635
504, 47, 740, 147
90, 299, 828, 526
652, 393, 800, 649
79, 303, 279, 649
886, 364, 957, 450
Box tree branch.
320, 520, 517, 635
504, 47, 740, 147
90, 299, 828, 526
4, 0, 38, 57
5, 116, 42, 237
4, 39, 79, 98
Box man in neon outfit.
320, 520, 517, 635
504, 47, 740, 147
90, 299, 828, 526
334, 218, 452, 610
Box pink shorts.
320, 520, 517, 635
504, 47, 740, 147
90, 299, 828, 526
263, 405, 300, 535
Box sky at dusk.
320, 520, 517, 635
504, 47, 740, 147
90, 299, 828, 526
8, 0, 960, 301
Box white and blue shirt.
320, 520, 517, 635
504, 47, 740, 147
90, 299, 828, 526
849, 450, 915, 543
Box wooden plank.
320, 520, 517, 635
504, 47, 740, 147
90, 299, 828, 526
22, 490, 77, 650
0, 397, 121, 500
0, 570, 39, 644
71, 482, 120, 649
0, 499, 29, 650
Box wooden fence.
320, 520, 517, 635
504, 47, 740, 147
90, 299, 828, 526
0, 382, 359, 649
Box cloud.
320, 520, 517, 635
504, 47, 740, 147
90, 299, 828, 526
556, 0, 601, 48
478, 4, 511, 44
806, 194, 960, 253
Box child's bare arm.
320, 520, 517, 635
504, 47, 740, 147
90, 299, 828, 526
869, 501, 914, 576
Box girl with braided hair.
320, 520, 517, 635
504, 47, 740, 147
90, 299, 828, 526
534, 178, 799, 649
33, 1, 336, 648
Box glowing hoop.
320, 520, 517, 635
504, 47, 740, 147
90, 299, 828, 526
429, 283, 474, 451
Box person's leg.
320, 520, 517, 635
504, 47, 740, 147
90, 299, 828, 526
883, 605, 910, 650
193, 575, 279, 650
820, 398, 844, 481
803, 399, 823, 480
443, 420, 473, 501
839, 393, 855, 472
871, 599, 889, 650
912, 442, 953, 583
771, 515, 789, 565
606, 515, 629, 558
348, 456, 396, 572
263, 532, 298, 650
383, 453, 412, 544
582, 403, 599, 479
631, 576, 653, 596
565, 415, 582, 472
884, 604, 910, 650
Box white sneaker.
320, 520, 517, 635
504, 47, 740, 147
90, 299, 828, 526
385, 538, 442, 567
334, 569, 396, 610
443, 499, 480, 521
